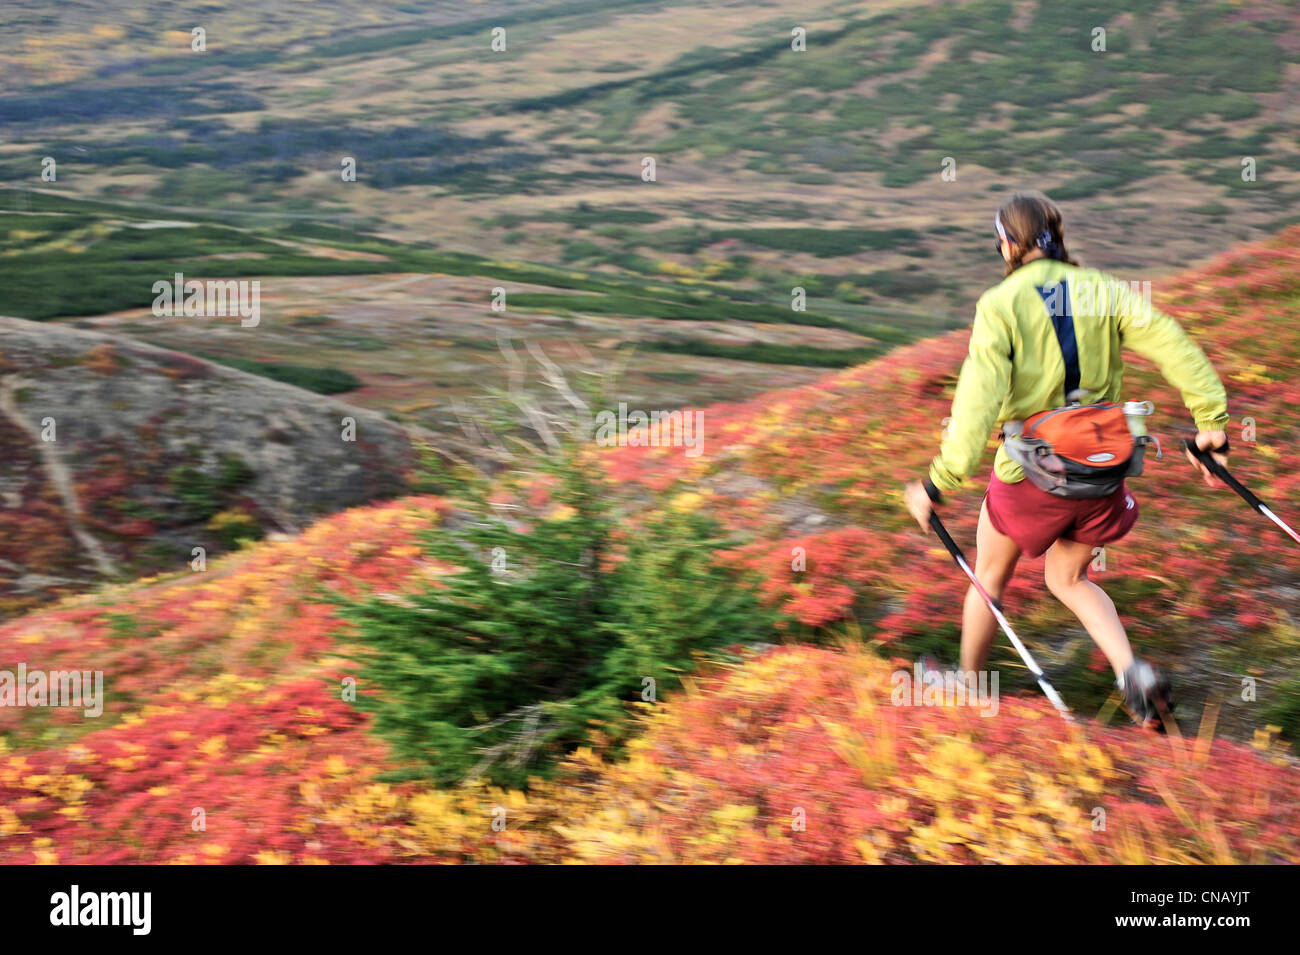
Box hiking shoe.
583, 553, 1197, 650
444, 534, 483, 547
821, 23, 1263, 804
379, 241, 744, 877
918, 654, 946, 677
1117, 659, 1174, 732
919, 654, 972, 683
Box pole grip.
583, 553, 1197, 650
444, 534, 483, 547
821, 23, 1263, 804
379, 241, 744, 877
1183, 438, 1266, 512
928, 510, 962, 559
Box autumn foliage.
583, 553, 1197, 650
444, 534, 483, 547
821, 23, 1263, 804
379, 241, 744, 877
3, 229, 1300, 863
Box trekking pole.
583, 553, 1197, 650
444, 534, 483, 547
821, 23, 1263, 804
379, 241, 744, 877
1184, 439, 1300, 548
927, 511, 1074, 721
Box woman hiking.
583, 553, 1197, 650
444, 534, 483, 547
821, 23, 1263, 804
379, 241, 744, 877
903, 192, 1230, 729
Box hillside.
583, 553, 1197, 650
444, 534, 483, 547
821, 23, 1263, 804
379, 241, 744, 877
0, 316, 418, 616
2, 0, 1300, 376
0, 188, 920, 433
4, 0, 1298, 630
1, 227, 1297, 864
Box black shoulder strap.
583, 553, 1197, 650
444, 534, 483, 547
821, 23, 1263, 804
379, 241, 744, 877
1035, 281, 1080, 401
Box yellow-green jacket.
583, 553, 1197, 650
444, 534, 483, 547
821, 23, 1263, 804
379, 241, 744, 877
928, 257, 1229, 493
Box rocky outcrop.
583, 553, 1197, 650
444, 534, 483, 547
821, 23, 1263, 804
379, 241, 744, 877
0, 316, 419, 615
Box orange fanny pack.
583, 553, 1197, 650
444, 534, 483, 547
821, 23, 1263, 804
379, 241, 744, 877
1004, 402, 1148, 499
1025, 402, 1134, 466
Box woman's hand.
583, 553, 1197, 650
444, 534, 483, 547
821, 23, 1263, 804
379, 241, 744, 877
1184, 429, 1228, 487
903, 480, 934, 532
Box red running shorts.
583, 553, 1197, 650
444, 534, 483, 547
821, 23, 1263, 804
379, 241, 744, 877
984, 474, 1139, 558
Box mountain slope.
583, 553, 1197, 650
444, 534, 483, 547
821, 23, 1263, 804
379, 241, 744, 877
2, 228, 1299, 863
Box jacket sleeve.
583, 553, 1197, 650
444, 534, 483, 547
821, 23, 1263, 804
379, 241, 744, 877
1113, 281, 1229, 431
927, 294, 1013, 493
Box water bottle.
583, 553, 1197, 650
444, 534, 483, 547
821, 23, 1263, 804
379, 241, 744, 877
1123, 400, 1153, 438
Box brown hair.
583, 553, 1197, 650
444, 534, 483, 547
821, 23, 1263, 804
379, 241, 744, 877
996, 192, 1078, 276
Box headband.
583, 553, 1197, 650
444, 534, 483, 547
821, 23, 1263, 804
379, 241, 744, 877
995, 212, 1058, 256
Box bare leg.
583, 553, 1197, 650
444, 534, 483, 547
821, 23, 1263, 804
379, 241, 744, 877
1043, 537, 1134, 677
960, 498, 1022, 673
